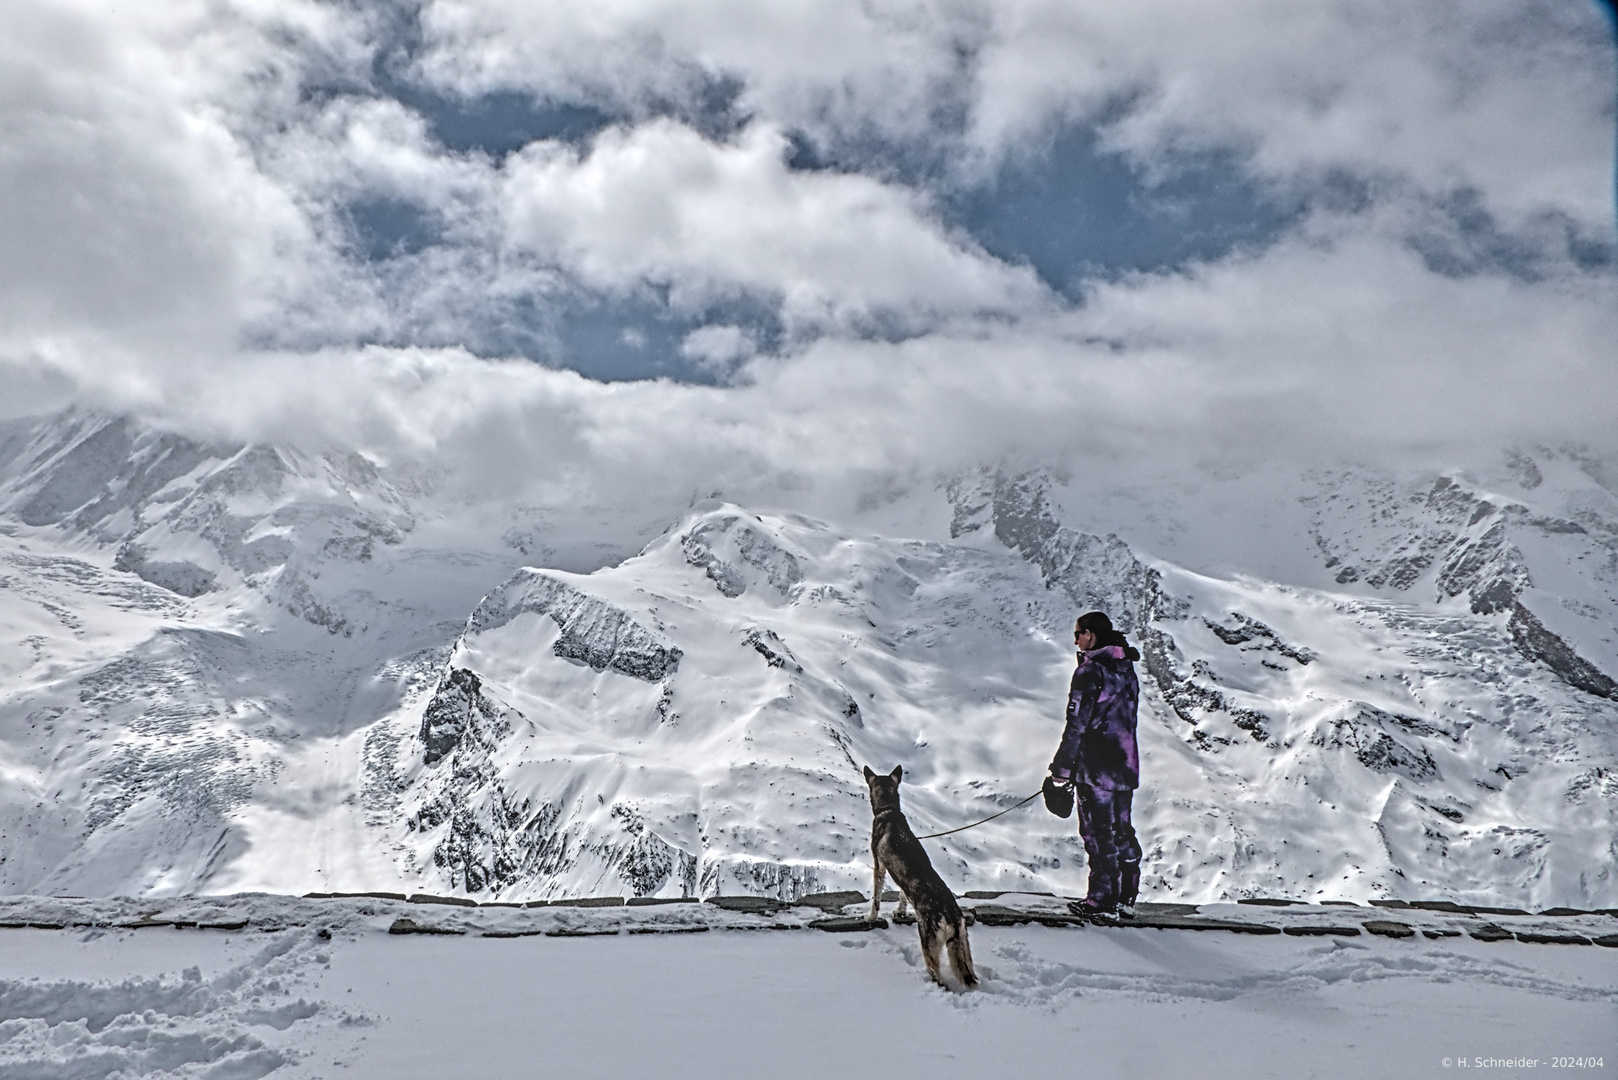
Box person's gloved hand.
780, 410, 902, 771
1042, 773, 1074, 818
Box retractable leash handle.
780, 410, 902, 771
913, 789, 1045, 839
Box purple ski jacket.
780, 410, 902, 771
1049, 645, 1140, 791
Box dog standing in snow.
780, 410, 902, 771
863, 764, 977, 989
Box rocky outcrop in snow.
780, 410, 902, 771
467, 570, 682, 681
419, 668, 509, 766
0, 411, 415, 634
949, 467, 1275, 741
949, 468, 1158, 634
680, 511, 804, 598
1304, 462, 1618, 702
1507, 602, 1618, 700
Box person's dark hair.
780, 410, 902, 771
1076, 611, 1140, 661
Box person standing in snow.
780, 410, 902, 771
1045, 610, 1143, 916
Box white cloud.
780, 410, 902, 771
420, 0, 1616, 230
417, 0, 984, 145
680, 324, 755, 374
498, 120, 1048, 333
0, 0, 1612, 532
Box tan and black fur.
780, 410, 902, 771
863, 764, 977, 989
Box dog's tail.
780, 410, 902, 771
947, 921, 977, 989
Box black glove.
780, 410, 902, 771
1042, 775, 1074, 818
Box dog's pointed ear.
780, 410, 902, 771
862, 765, 875, 781
889, 765, 902, 783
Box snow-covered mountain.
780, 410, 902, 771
1, 410, 1614, 906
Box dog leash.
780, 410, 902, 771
914, 789, 1044, 839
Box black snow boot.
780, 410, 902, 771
1118, 861, 1141, 918
1076, 856, 1119, 916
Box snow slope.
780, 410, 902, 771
0, 895, 1612, 1080
1, 411, 1615, 907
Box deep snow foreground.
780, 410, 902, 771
0, 894, 1612, 1080
2, 411, 1618, 907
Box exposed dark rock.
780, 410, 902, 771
419, 668, 506, 766
408, 893, 479, 907
950, 470, 1280, 747
1507, 602, 1618, 700
1118, 913, 1282, 934
704, 896, 789, 915
1315, 707, 1439, 781
388, 917, 464, 935
973, 905, 1040, 926
113, 543, 216, 597
1408, 900, 1533, 915
742, 627, 800, 671
1306, 474, 1538, 616
986, 471, 1157, 636
1515, 931, 1590, 945
1593, 934, 1618, 948
1470, 924, 1513, 941
1140, 631, 1271, 744
545, 928, 620, 937
699, 859, 821, 902
1204, 614, 1315, 664
1239, 898, 1302, 906
468, 571, 681, 682
1134, 903, 1201, 917
625, 897, 699, 907
1506, 451, 1543, 490
612, 804, 700, 899
410, 721, 698, 899
1436, 520, 1530, 615
1355, 732, 1439, 781
1363, 920, 1415, 938
681, 513, 803, 598
1283, 925, 1361, 936
794, 891, 867, 912
810, 916, 888, 931
550, 897, 625, 907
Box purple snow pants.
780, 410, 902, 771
1076, 784, 1142, 908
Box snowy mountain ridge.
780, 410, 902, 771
1, 410, 1615, 906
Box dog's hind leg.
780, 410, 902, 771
946, 922, 977, 989
919, 916, 946, 986
894, 891, 909, 919
870, 860, 886, 921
